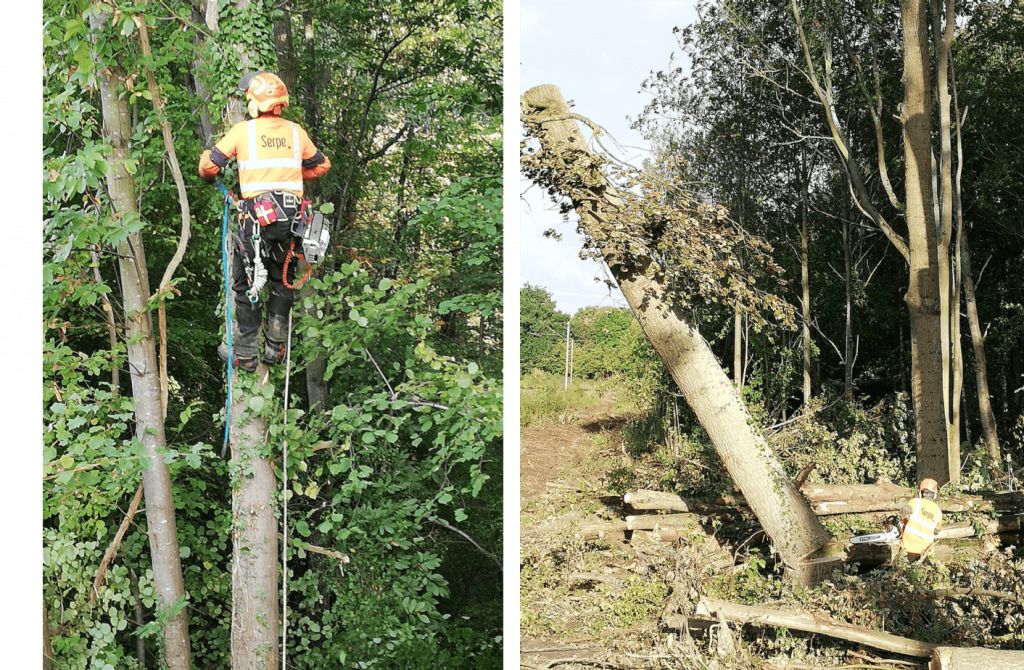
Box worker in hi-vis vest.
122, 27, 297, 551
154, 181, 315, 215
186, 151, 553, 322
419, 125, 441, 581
899, 478, 943, 561
199, 71, 331, 372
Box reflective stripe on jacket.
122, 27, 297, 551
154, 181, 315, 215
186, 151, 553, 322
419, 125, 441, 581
901, 497, 942, 554
212, 116, 323, 199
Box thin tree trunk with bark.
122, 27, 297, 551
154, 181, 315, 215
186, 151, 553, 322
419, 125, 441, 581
933, 0, 962, 482
524, 84, 830, 585
43, 602, 54, 670
901, 0, 955, 485
800, 158, 812, 406
229, 369, 279, 670
189, 1, 216, 146
733, 306, 743, 390
961, 233, 1002, 472
90, 9, 192, 668
220, 4, 280, 665
842, 213, 854, 399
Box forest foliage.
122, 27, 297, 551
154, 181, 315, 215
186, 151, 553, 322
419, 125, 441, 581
43, 0, 502, 667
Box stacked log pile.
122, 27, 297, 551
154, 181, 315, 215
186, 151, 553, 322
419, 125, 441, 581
621, 486, 1023, 564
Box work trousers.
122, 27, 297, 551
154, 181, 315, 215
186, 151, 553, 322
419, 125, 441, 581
230, 193, 300, 358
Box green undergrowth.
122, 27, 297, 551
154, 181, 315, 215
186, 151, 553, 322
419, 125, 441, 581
519, 370, 634, 427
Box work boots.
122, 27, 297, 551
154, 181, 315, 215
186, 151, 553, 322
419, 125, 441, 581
218, 342, 258, 372
218, 323, 260, 372
263, 314, 289, 365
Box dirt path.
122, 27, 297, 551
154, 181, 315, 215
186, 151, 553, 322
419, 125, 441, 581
519, 392, 624, 504
520, 388, 644, 665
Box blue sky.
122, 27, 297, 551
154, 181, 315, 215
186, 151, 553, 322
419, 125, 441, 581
520, 0, 699, 315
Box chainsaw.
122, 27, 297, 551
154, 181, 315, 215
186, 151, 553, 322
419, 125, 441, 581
849, 515, 903, 545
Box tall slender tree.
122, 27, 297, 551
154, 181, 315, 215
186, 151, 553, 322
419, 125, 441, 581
89, 6, 192, 668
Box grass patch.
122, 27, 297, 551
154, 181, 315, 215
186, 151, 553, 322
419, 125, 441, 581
520, 370, 618, 427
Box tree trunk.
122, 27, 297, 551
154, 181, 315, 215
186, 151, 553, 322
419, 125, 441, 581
930, 647, 1024, 670
733, 306, 743, 390
900, 0, 956, 485
960, 233, 1002, 472
800, 161, 812, 406
90, 10, 192, 669
189, 1, 216, 146
221, 4, 280, 667
842, 213, 854, 399
523, 84, 830, 585
43, 601, 53, 670
272, 8, 296, 93
229, 368, 279, 670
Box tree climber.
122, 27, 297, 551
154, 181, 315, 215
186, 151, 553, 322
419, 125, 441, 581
198, 71, 331, 372
899, 478, 943, 562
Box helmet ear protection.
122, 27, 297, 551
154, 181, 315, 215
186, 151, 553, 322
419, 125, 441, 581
247, 99, 261, 119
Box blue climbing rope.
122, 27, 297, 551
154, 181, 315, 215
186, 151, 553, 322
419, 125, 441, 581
217, 182, 234, 450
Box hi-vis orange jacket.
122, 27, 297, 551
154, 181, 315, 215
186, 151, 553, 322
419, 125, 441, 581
199, 115, 331, 199
900, 497, 942, 554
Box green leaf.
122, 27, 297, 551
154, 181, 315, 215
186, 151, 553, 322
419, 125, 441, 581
248, 396, 265, 412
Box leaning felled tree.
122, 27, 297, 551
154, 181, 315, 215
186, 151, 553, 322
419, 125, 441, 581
522, 84, 832, 585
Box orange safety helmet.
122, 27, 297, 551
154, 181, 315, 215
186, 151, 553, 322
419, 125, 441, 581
239, 71, 289, 119
919, 478, 939, 495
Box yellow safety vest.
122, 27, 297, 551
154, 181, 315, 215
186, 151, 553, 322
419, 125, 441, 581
214, 116, 316, 198
901, 497, 942, 554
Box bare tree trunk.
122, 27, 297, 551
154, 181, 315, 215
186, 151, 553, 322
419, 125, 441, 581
932, 0, 962, 483
129, 569, 148, 668
273, 8, 296, 93
800, 160, 812, 406
230, 369, 279, 670
733, 306, 743, 390
90, 10, 192, 669
901, 0, 955, 485
189, 1, 216, 146
43, 601, 53, 670
842, 213, 854, 399
523, 84, 830, 585
961, 233, 1002, 472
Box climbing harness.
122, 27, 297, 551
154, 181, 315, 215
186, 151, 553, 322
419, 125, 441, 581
245, 227, 267, 303
217, 181, 236, 450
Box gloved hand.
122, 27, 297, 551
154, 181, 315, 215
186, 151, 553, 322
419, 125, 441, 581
198, 149, 220, 184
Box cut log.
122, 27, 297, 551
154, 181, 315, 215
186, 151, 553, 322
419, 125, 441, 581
625, 490, 738, 514
625, 513, 703, 532
694, 597, 937, 658
930, 647, 1024, 669
579, 520, 626, 541
802, 483, 1024, 516
936, 516, 1023, 540
806, 537, 1002, 567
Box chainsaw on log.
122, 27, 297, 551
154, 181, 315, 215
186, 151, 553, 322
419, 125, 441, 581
849, 515, 903, 545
